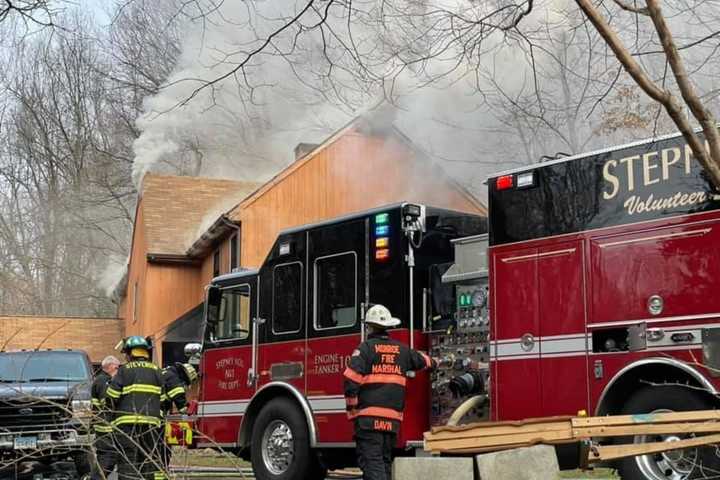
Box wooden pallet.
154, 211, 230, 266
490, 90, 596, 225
424, 409, 720, 463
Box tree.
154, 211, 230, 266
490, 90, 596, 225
165, 0, 720, 188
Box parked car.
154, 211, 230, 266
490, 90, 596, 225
0, 349, 94, 476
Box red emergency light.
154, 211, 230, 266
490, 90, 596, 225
496, 175, 514, 191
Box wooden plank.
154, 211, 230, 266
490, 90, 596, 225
571, 409, 720, 428
425, 419, 572, 442
425, 428, 574, 453
430, 416, 573, 434
589, 433, 720, 462
434, 439, 579, 455
573, 421, 720, 438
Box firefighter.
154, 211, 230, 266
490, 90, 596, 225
105, 336, 165, 480
159, 362, 199, 472
161, 362, 198, 415
91, 355, 121, 480
343, 304, 435, 480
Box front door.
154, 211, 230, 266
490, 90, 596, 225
306, 219, 368, 443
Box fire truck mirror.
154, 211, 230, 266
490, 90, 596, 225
206, 286, 222, 324
702, 328, 720, 378
627, 323, 648, 352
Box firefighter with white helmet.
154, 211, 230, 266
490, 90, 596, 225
343, 305, 436, 480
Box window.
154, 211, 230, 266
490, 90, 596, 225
213, 250, 220, 277
272, 262, 302, 334
210, 285, 251, 341
314, 252, 357, 330
132, 282, 139, 324
230, 234, 239, 271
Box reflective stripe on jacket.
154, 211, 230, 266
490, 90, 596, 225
161, 366, 188, 414
91, 370, 112, 434
343, 332, 434, 432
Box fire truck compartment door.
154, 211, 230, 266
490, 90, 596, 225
492, 247, 541, 420
493, 241, 588, 420
590, 220, 720, 323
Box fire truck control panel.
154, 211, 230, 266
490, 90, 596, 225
429, 235, 490, 426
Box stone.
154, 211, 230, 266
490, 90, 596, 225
393, 457, 474, 480
475, 445, 560, 480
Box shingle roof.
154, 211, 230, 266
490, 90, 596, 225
141, 174, 261, 255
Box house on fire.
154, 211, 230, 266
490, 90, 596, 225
115, 113, 486, 365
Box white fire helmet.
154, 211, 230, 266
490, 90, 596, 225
364, 304, 401, 328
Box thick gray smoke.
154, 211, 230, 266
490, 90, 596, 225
132, 0, 696, 196
131, 0, 538, 191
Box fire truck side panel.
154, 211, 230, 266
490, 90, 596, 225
197, 343, 255, 445
589, 217, 720, 324
491, 247, 542, 420
489, 129, 720, 422
256, 231, 308, 396
537, 241, 589, 416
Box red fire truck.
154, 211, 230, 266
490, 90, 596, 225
185, 130, 720, 480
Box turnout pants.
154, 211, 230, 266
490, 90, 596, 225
115, 424, 165, 480
92, 433, 118, 480
355, 428, 396, 480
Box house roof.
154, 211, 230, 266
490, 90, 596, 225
141, 174, 261, 256
227, 108, 487, 219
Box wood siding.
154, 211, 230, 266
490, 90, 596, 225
235, 131, 484, 269
123, 201, 149, 336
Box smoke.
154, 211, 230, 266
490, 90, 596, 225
131, 0, 651, 195
98, 254, 129, 299
132, 0, 360, 187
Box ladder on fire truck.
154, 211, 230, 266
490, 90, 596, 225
424, 409, 720, 466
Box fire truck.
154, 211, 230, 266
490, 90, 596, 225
185, 130, 720, 480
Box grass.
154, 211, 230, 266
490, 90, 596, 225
170, 447, 250, 469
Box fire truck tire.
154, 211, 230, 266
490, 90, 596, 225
250, 397, 323, 480
616, 385, 720, 480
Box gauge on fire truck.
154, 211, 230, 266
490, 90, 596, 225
471, 289, 487, 308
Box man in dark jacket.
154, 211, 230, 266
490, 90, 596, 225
344, 305, 435, 480
161, 362, 197, 415
91, 355, 120, 480
105, 336, 165, 480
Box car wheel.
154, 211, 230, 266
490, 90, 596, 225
250, 397, 321, 480
616, 385, 720, 480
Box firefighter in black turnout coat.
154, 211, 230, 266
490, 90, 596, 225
105, 336, 166, 480
344, 305, 435, 480
91, 355, 121, 480
160, 363, 198, 472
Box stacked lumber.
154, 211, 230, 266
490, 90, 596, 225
424, 409, 720, 462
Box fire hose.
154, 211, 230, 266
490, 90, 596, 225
447, 394, 487, 427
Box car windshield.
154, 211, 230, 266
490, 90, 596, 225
0, 352, 88, 383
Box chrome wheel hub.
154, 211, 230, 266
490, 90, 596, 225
635, 410, 698, 480
261, 420, 295, 475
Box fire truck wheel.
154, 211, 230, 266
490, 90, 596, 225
251, 397, 321, 480
616, 385, 720, 480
